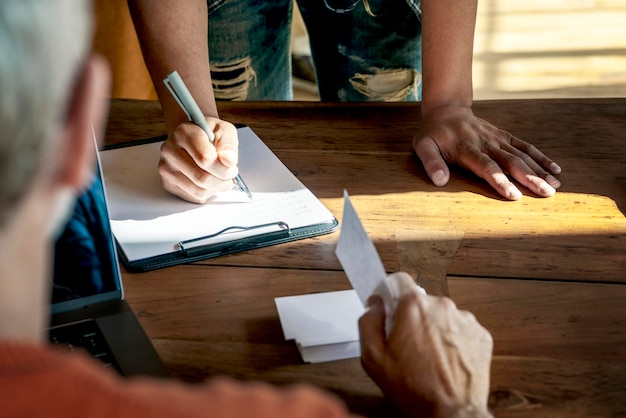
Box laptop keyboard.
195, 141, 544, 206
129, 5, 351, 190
49, 319, 121, 373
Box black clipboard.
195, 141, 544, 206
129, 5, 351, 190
100, 126, 338, 272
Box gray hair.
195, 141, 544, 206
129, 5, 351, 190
0, 0, 92, 227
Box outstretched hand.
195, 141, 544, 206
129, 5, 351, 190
359, 272, 493, 418
158, 117, 240, 203
413, 104, 561, 200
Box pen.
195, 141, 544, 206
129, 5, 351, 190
163, 70, 252, 200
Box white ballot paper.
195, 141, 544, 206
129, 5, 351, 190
335, 190, 407, 336
274, 290, 364, 363
275, 190, 415, 363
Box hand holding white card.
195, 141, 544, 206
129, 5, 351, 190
335, 190, 425, 336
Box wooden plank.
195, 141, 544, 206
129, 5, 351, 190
488, 356, 626, 418
449, 277, 626, 362
122, 267, 626, 417
123, 268, 626, 363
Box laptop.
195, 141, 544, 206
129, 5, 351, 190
48, 139, 168, 378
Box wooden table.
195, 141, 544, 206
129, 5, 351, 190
105, 99, 626, 418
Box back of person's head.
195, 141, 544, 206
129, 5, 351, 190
0, 0, 92, 228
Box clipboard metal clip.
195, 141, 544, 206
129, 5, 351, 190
178, 221, 291, 252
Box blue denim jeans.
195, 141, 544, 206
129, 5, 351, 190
207, 0, 421, 101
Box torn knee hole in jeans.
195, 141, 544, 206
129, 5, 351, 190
349, 68, 421, 101
211, 57, 257, 100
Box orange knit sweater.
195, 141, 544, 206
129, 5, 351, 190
0, 342, 357, 418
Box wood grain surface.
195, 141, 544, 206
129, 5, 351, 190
106, 99, 626, 417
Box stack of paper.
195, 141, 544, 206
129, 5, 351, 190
275, 289, 364, 363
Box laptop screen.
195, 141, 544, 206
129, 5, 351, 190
51, 150, 123, 315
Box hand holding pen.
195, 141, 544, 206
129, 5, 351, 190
159, 71, 251, 204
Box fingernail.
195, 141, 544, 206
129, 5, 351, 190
539, 182, 556, 196
508, 187, 523, 200
546, 175, 561, 188
219, 150, 238, 166
431, 170, 447, 186
550, 162, 562, 174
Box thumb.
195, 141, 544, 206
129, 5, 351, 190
386, 271, 418, 298
412, 135, 450, 186
218, 148, 238, 167
213, 122, 239, 167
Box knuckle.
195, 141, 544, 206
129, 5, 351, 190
191, 170, 213, 187
157, 159, 171, 176
397, 291, 421, 312
193, 152, 213, 168
439, 296, 457, 311
189, 190, 211, 204
159, 141, 175, 158
524, 143, 538, 154
461, 310, 478, 323
484, 329, 494, 347
359, 344, 378, 371
503, 154, 526, 170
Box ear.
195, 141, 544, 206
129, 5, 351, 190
55, 54, 111, 191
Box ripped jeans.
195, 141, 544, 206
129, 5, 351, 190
207, 0, 422, 101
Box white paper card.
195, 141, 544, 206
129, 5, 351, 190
275, 290, 364, 363
335, 190, 388, 306
335, 190, 426, 336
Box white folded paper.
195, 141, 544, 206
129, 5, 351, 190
275, 290, 364, 363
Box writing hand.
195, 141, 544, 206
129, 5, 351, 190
158, 117, 239, 203
413, 104, 561, 200
359, 272, 493, 418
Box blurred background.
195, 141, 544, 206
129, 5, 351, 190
93, 0, 626, 101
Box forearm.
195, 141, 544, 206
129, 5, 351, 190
420, 0, 477, 114
127, 0, 218, 134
